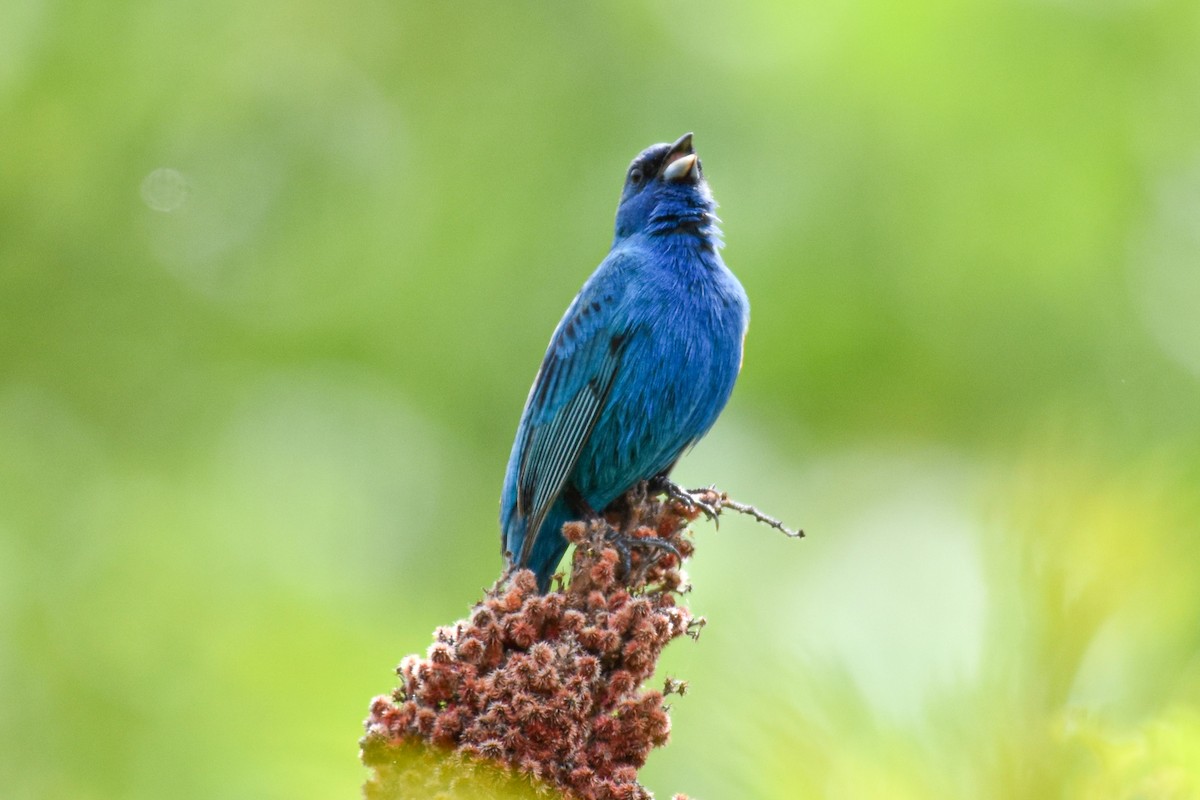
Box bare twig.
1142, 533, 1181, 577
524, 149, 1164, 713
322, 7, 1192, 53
715, 494, 805, 538
671, 484, 805, 539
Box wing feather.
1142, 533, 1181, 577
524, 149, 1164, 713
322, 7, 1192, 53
509, 290, 630, 566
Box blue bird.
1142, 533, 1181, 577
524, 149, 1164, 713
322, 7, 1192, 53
500, 133, 749, 592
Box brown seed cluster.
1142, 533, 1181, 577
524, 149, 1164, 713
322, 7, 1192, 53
361, 491, 709, 800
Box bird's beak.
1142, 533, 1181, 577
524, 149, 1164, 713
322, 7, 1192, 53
660, 132, 698, 183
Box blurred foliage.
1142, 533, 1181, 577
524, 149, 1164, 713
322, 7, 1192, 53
362, 741, 549, 800
2, 1, 1199, 798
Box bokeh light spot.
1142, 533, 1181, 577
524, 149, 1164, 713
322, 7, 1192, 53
139, 167, 190, 213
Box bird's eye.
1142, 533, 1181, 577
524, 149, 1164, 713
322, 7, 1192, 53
629, 168, 644, 186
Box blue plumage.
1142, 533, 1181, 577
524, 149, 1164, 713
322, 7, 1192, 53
500, 133, 749, 591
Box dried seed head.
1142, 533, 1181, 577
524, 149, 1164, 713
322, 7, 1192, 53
427, 642, 453, 664
362, 491, 703, 800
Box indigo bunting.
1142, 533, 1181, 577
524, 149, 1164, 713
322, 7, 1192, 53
500, 133, 749, 591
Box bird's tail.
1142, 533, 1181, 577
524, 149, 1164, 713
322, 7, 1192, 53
518, 503, 574, 593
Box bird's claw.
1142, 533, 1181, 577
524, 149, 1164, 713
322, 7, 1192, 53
607, 530, 683, 583
653, 478, 720, 527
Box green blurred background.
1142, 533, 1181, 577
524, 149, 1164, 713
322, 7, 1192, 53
2, 1, 1199, 797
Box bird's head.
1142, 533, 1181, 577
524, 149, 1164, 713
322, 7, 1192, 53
613, 132, 719, 244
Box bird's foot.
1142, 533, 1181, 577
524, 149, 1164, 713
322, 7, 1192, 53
650, 477, 720, 527
607, 529, 683, 584
649, 479, 806, 539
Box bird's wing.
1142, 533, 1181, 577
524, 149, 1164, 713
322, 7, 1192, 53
511, 281, 631, 566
